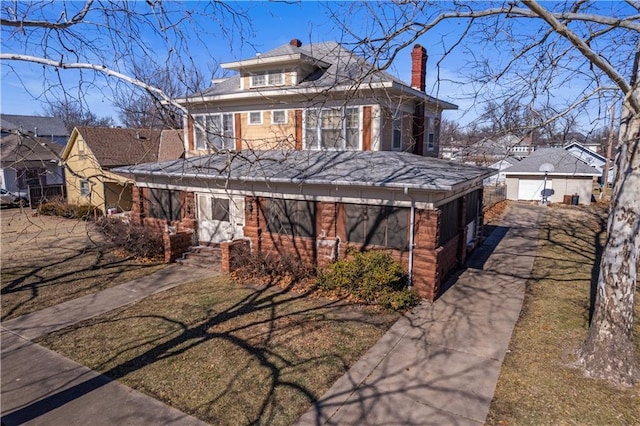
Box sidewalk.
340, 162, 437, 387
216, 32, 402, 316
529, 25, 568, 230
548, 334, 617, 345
297, 202, 542, 425
1, 264, 216, 426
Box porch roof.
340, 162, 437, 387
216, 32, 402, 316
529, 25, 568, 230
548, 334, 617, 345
115, 150, 494, 192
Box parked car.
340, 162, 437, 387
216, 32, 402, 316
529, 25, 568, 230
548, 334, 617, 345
0, 188, 29, 207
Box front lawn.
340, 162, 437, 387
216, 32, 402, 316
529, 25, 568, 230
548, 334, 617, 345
1, 210, 165, 320
486, 205, 640, 424
37, 275, 397, 425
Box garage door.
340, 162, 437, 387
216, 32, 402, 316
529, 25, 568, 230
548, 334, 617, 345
518, 179, 552, 201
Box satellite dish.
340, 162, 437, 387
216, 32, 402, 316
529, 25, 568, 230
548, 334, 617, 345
539, 163, 555, 173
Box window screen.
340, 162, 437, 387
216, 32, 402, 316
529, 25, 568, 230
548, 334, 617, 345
265, 199, 316, 238
148, 189, 182, 222
345, 204, 408, 250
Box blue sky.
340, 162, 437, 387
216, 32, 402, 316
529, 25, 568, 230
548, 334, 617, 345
1, 1, 632, 131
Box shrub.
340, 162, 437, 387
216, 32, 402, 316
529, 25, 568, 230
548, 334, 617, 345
95, 217, 164, 259
38, 197, 99, 220
233, 248, 314, 284
318, 250, 419, 311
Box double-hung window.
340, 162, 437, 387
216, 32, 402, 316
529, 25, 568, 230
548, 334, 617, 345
194, 113, 235, 150
250, 70, 284, 88
249, 111, 262, 125
392, 112, 402, 150
272, 110, 287, 125
304, 107, 360, 150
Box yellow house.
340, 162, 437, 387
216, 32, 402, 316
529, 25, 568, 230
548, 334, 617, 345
62, 127, 183, 214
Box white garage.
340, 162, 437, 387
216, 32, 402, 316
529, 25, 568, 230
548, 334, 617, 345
504, 148, 600, 205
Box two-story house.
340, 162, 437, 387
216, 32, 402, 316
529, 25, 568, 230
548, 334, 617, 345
115, 39, 495, 301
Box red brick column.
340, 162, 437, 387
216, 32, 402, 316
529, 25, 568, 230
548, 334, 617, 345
412, 209, 441, 300
220, 239, 250, 272
316, 202, 339, 267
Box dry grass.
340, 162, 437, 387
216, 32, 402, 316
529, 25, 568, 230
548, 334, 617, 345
486, 204, 640, 425
37, 275, 397, 425
1, 209, 165, 320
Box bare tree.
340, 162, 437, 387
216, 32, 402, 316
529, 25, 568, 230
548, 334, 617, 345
114, 62, 212, 129
43, 99, 115, 133
329, 0, 639, 386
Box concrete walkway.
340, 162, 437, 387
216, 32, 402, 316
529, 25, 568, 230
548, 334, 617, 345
1, 264, 216, 426
297, 202, 542, 426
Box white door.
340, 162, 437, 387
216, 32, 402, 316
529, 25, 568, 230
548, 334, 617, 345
518, 179, 552, 201
197, 193, 245, 244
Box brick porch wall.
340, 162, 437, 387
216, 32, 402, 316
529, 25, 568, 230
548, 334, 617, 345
132, 186, 197, 263
242, 196, 470, 301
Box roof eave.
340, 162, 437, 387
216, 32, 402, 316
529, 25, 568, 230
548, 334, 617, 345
221, 53, 331, 71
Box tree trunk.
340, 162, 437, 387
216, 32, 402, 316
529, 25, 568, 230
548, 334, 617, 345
577, 87, 640, 386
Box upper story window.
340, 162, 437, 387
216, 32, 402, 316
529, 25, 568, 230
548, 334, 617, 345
427, 132, 435, 151
250, 70, 284, 88
249, 111, 263, 125
77, 139, 86, 158
194, 113, 235, 150
304, 107, 360, 150
272, 110, 287, 125
392, 112, 402, 150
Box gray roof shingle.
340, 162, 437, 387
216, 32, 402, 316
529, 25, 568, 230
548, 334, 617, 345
115, 150, 493, 191
1, 132, 63, 165
192, 41, 453, 108
504, 147, 600, 176
1, 114, 68, 137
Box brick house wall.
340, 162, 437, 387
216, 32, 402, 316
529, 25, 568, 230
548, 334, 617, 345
242, 190, 482, 301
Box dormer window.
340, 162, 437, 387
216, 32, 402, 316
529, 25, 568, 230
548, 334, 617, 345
250, 70, 284, 88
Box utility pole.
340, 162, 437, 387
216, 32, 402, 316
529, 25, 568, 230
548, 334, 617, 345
601, 99, 617, 199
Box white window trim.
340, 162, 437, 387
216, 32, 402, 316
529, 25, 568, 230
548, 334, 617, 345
271, 110, 287, 125
248, 111, 263, 125
249, 70, 285, 88
80, 179, 90, 197
193, 113, 235, 151
304, 106, 361, 151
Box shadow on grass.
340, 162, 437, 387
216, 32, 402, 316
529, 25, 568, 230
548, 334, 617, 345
2, 273, 390, 425
1, 241, 164, 321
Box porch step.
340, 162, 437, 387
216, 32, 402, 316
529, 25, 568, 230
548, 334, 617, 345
177, 245, 222, 270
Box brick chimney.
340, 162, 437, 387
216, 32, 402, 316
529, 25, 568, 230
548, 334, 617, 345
411, 44, 427, 92
290, 38, 302, 47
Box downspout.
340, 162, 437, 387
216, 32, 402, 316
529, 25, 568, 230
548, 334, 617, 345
405, 187, 416, 290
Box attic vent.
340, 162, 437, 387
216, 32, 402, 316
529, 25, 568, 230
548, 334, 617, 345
290, 38, 302, 47
136, 132, 147, 140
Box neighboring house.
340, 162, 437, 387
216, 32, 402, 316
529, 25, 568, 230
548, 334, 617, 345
504, 147, 600, 205
62, 127, 184, 214
564, 141, 608, 182
177, 39, 457, 157
462, 135, 533, 165
484, 157, 519, 186
116, 151, 495, 301
1, 114, 69, 145
0, 131, 65, 200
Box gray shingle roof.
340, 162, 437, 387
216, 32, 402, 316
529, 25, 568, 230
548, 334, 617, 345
1, 114, 68, 137
115, 150, 494, 191
504, 147, 600, 176
1, 132, 63, 165
192, 41, 454, 109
